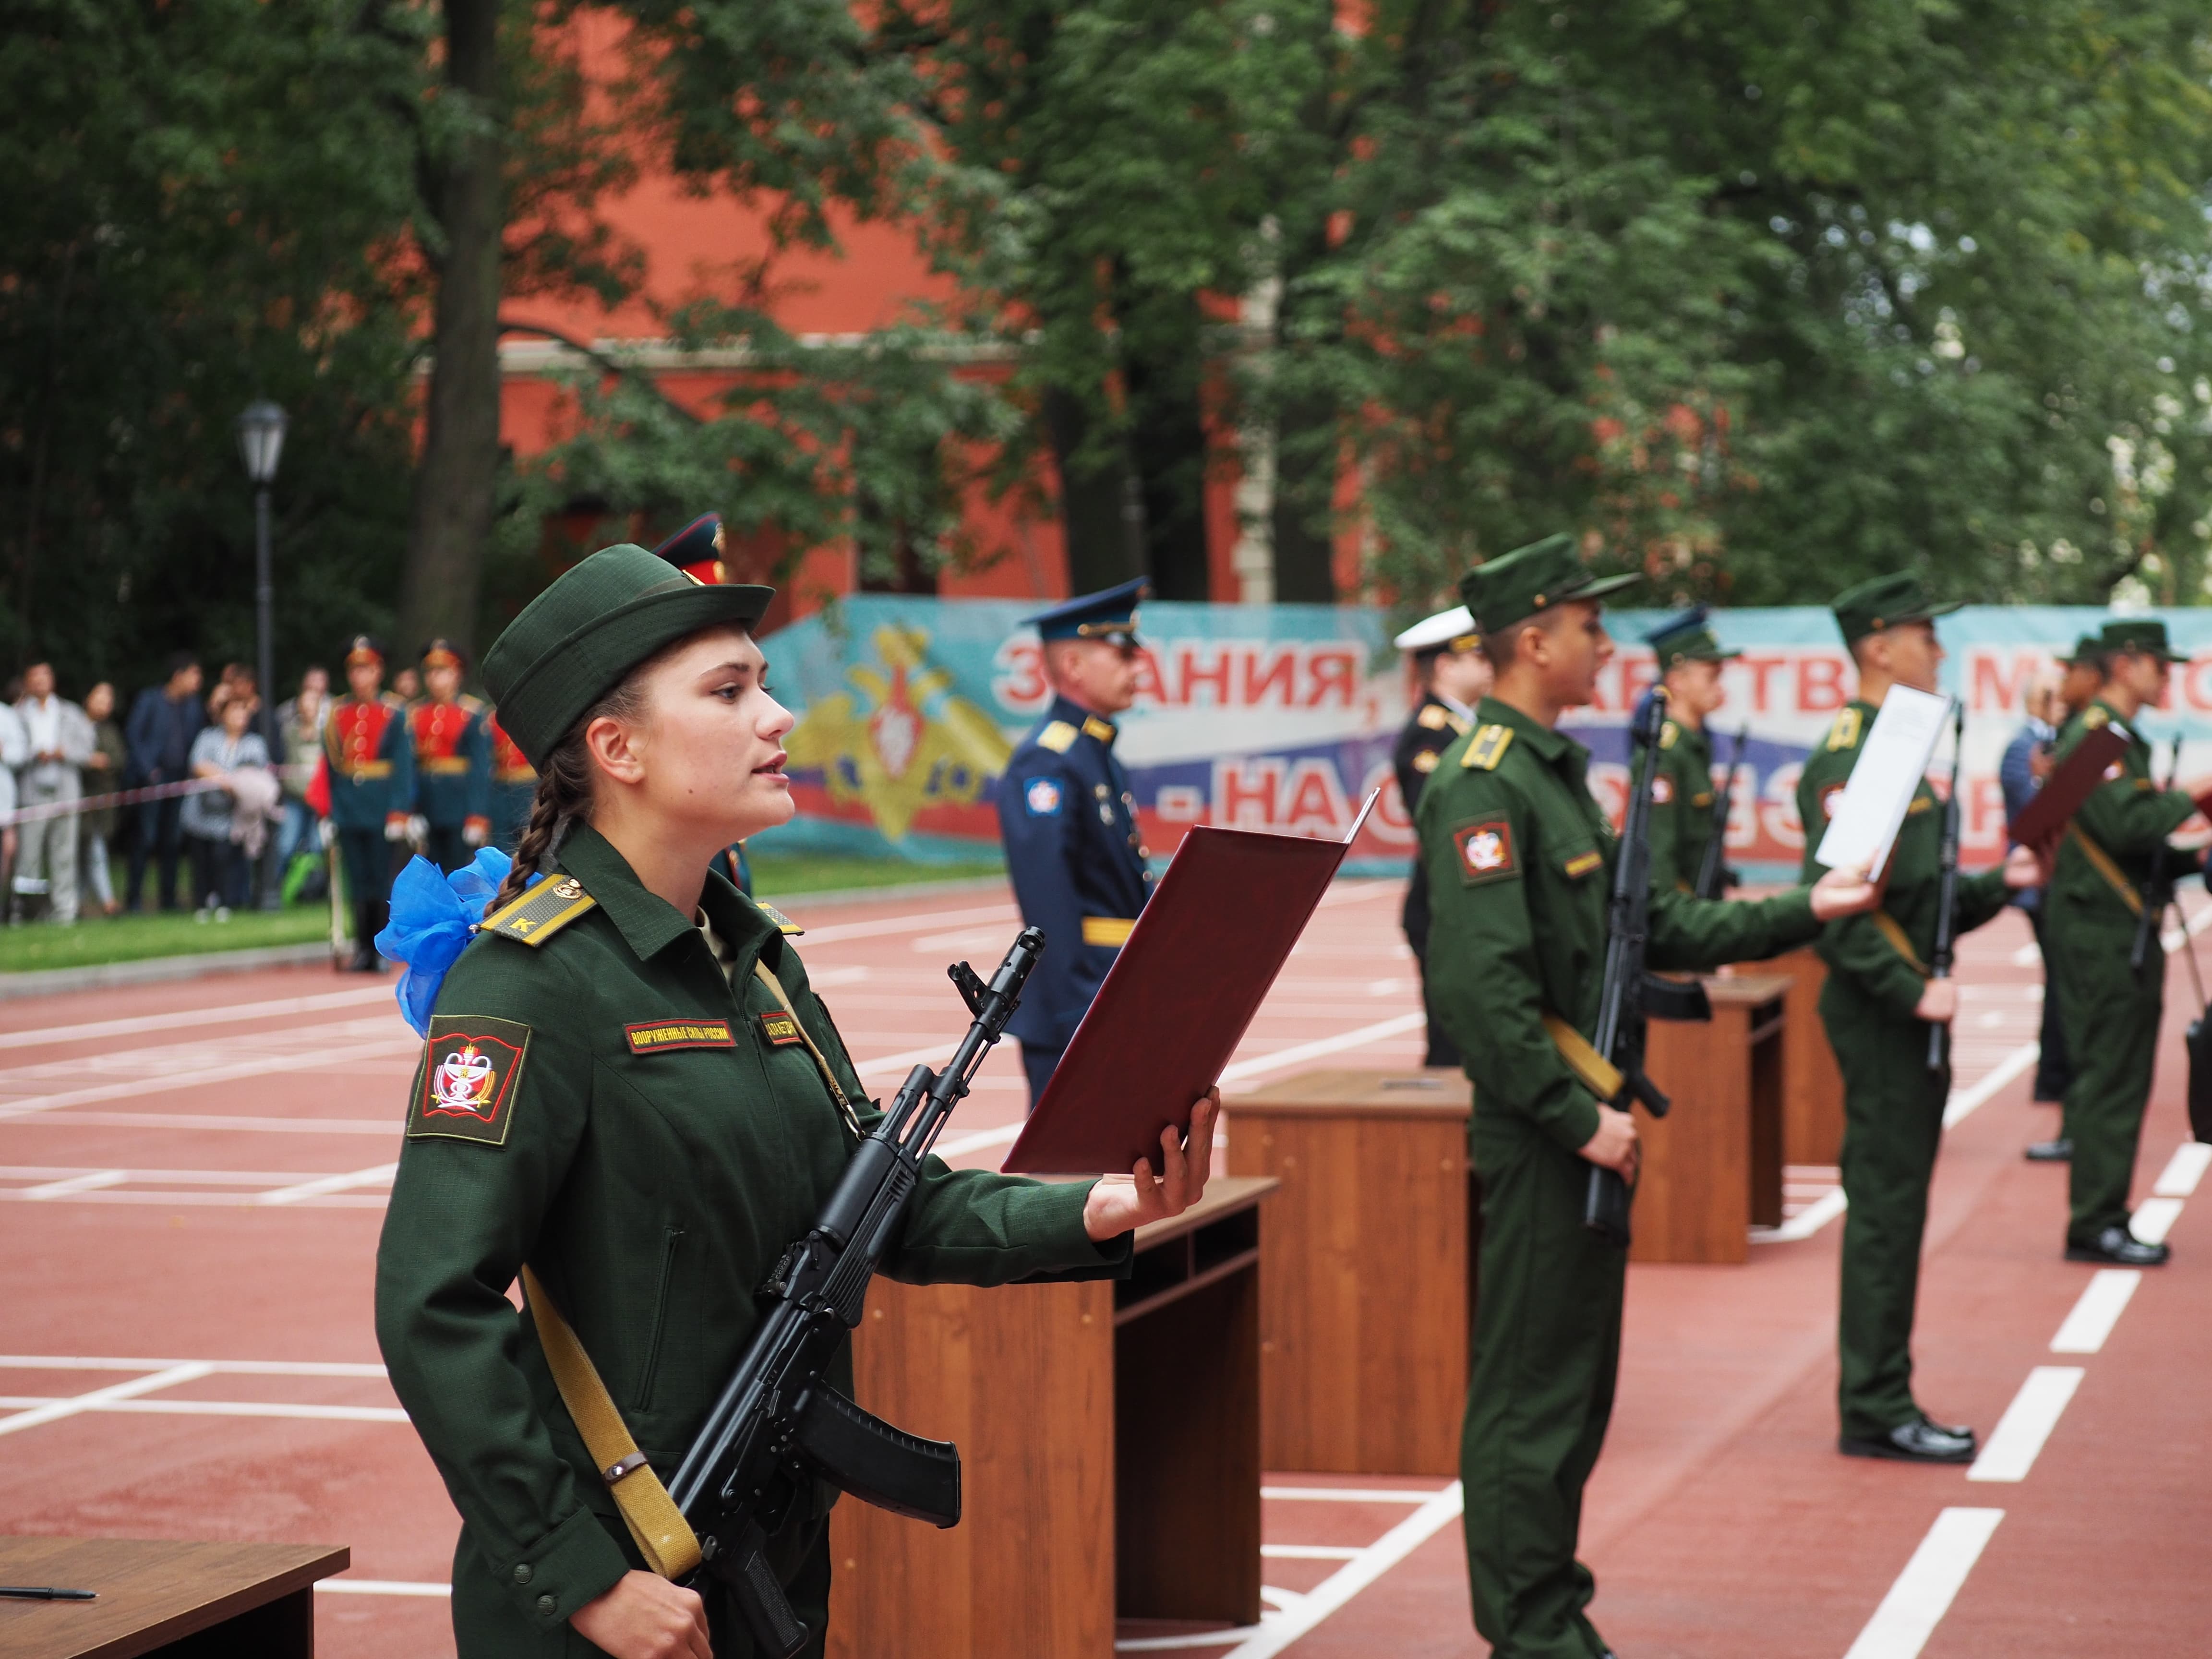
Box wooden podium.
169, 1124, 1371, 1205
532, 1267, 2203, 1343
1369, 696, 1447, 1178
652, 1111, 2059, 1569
1755, 947, 1846, 1166
0, 1538, 348, 1658
1222, 1070, 1474, 1477
1635, 974, 1790, 1263
826, 1178, 1276, 1659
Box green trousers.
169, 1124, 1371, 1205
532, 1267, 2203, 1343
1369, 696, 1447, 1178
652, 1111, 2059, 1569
2048, 909, 2163, 1245
1461, 1116, 1623, 1659
1823, 978, 1948, 1441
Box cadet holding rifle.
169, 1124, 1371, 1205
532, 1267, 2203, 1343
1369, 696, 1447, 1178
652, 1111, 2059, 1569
1639, 606, 1743, 898
374, 545, 1218, 1659
1416, 535, 1880, 1659
1795, 576, 2039, 1465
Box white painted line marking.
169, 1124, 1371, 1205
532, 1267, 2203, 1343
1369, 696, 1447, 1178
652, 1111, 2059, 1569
1219, 1014, 1428, 1087
1117, 1625, 1266, 1651
1841, 1507, 2004, 1659
0, 1356, 385, 1377
854, 1043, 955, 1080
0, 1395, 408, 1423
2009, 940, 2041, 966
1750, 1187, 1847, 1245
2128, 1196, 2183, 1245
0, 1362, 213, 1439
0, 1112, 400, 1136
1260, 1486, 1446, 1504
0, 986, 391, 1052
2050, 1270, 2141, 1355
2153, 1141, 2212, 1198
933, 1123, 1020, 1159
0, 1033, 414, 1121
316, 1579, 452, 1597
1942, 1041, 2039, 1128
256, 1162, 400, 1206
795, 903, 1018, 946
1257, 1587, 1304, 1611
1968, 1367, 2084, 1482
2159, 899, 2212, 951
19, 1169, 126, 1199
1260, 1545, 1362, 1561
1221, 1482, 1463, 1659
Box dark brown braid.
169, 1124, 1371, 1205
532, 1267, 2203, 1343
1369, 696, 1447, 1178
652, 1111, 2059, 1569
488, 673, 651, 912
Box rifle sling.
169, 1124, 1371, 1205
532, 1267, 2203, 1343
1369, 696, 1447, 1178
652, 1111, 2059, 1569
752, 959, 864, 1138
520, 1264, 704, 1581
1543, 1013, 1623, 1104
2067, 823, 2144, 916
1871, 910, 1931, 977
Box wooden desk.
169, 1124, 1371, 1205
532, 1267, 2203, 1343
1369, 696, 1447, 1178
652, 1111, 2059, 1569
0, 1538, 348, 1659
1636, 974, 1790, 1263
1758, 947, 1846, 1167
826, 1177, 1276, 1658
1221, 1069, 1473, 1477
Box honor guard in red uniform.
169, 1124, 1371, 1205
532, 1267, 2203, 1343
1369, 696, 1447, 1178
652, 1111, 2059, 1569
485, 713, 536, 855
409, 638, 493, 874
325, 636, 415, 971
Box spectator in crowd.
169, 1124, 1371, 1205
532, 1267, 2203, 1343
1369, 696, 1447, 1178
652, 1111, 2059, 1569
208, 662, 254, 722
275, 665, 330, 893
391, 664, 422, 704
125, 652, 207, 911
180, 693, 273, 919
12, 663, 94, 924
80, 681, 125, 917
0, 696, 26, 915
2003, 663, 2075, 1159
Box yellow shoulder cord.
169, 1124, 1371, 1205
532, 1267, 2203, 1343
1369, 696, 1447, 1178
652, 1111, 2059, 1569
751, 959, 864, 1137
1871, 911, 1931, 977
518, 1264, 703, 1580
1541, 1012, 1624, 1102
2066, 823, 2144, 916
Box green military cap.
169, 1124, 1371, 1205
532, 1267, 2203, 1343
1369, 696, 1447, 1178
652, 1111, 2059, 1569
1829, 571, 1961, 644
1644, 604, 1740, 668
1459, 532, 1641, 637
483, 543, 773, 769
2056, 632, 2107, 668
2097, 616, 2182, 662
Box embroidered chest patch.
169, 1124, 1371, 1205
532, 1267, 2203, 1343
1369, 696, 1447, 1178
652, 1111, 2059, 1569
1454, 820, 1517, 884
409, 1015, 531, 1145
1563, 850, 1604, 879
1650, 774, 1674, 805
759, 1010, 806, 1047
625, 1020, 734, 1054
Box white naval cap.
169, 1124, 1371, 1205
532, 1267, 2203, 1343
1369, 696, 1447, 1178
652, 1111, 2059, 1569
1392, 604, 1480, 654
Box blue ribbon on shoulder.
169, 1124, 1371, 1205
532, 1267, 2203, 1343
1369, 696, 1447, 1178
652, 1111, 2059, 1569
375, 849, 538, 1036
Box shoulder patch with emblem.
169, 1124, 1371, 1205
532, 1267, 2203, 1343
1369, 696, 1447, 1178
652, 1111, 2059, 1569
1659, 720, 1679, 751
409, 1015, 532, 1145
1650, 773, 1674, 805
1825, 707, 1863, 752
1453, 819, 1518, 883
480, 875, 596, 947
756, 903, 804, 936
1417, 703, 1452, 731
625, 1019, 735, 1054
1462, 724, 1515, 771
1413, 749, 1440, 774
1024, 776, 1063, 817
1819, 781, 1846, 819
1035, 720, 1078, 753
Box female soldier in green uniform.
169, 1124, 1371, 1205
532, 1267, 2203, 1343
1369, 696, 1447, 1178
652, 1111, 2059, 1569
375, 544, 1217, 1659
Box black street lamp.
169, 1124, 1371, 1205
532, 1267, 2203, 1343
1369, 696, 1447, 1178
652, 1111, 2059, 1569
235, 399, 287, 909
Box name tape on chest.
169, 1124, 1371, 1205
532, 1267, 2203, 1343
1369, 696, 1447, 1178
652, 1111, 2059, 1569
409, 1015, 532, 1146
625, 1020, 735, 1054
758, 1010, 806, 1047
1453, 818, 1518, 884
1563, 850, 1604, 879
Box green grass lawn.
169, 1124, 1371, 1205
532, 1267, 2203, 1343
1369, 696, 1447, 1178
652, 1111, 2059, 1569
0, 852, 1003, 974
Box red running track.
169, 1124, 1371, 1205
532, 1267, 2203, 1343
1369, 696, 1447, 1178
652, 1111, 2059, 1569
0, 883, 2203, 1656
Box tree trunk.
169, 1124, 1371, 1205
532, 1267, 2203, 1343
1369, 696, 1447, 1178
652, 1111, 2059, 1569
1122, 299, 1212, 602
399, 0, 505, 660
1270, 390, 1337, 602
1043, 385, 1146, 595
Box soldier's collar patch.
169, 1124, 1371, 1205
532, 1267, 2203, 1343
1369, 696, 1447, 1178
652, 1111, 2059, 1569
1462, 724, 1515, 771
1035, 720, 1079, 754
1082, 714, 1118, 744
1453, 818, 1518, 884
409, 1016, 531, 1145
480, 874, 595, 947
625, 1019, 734, 1054
1563, 849, 1604, 879
758, 1009, 805, 1047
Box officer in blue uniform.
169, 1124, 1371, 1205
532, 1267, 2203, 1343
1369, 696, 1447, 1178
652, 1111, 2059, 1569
995, 578, 1154, 1105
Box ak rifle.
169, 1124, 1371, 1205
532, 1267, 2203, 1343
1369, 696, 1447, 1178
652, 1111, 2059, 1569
1693, 722, 1750, 901
1925, 701, 1966, 1072
666, 927, 1046, 1658
2129, 735, 2188, 975
1582, 690, 1713, 1247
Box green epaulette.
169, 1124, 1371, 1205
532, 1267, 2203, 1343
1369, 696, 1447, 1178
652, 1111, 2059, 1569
757, 903, 804, 937
1659, 719, 1679, 750
1462, 724, 1515, 770
479, 875, 597, 947
1824, 707, 1863, 752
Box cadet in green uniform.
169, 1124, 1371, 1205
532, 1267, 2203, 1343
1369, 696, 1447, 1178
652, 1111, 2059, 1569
1640, 607, 1740, 897
2044, 616, 2203, 1266
1796, 575, 2038, 1462
374, 543, 1220, 1659
1419, 535, 1880, 1659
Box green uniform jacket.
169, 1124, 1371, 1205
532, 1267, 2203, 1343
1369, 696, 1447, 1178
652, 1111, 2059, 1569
1794, 700, 2010, 1017
374, 825, 1128, 1648
1416, 697, 1826, 1154
1645, 717, 1719, 897
2046, 698, 2196, 935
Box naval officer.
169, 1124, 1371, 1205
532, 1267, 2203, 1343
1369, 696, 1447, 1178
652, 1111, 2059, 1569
993, 579, 1154, 1105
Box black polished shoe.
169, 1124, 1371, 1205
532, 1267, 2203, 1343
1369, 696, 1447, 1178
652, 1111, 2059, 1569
2065, 1226, 2170, 1266
1839, 1419, 1977, 1463
2024, 1137, 2072, 1162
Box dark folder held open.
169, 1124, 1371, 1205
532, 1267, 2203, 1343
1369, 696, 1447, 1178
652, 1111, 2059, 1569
1002, 794, 1378, 1176
2005, 725, 2130, 849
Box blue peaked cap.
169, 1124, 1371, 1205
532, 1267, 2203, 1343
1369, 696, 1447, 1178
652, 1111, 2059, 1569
1025, 577, 1149, 644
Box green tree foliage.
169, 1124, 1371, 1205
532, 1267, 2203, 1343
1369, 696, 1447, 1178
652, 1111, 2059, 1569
0, 0, 423, 694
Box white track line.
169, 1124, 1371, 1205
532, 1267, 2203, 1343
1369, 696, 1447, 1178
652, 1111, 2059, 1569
2049, 1271, 2140, 1354
257, 1162, 400, 1206
0, 1362, 212, 1439
1942, 1041, 2039, 1128
0, 1033, 414, 1121
0, 1356, 386, 1376
0, 986, 391, 1052
1750, 1186, 1848, 1245
317, 1579, 451, 1597
2128, 1197, 2183, 1245
1260, 1545, 1361, 1561
1259, 1485, 1445, 1504
1219, 1481, 1463, 1659
1968, 1367, 2084, 1483
1219, 1014, 1427, 1087
2, 1112, 400, 1136
2153, 1141, 2212, 1197
795, 903, 1018, 946
1841, 1507, 2004, 1659
0, 1395, 408, 1423
18, 1169, 126, 1199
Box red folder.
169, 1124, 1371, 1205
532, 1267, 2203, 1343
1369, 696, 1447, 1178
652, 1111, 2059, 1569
2005, 725, 2129, 849
1002, 795, 1378, 1176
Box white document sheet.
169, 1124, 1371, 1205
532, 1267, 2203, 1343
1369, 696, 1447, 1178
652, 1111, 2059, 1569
1811, 685, 1953, 874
